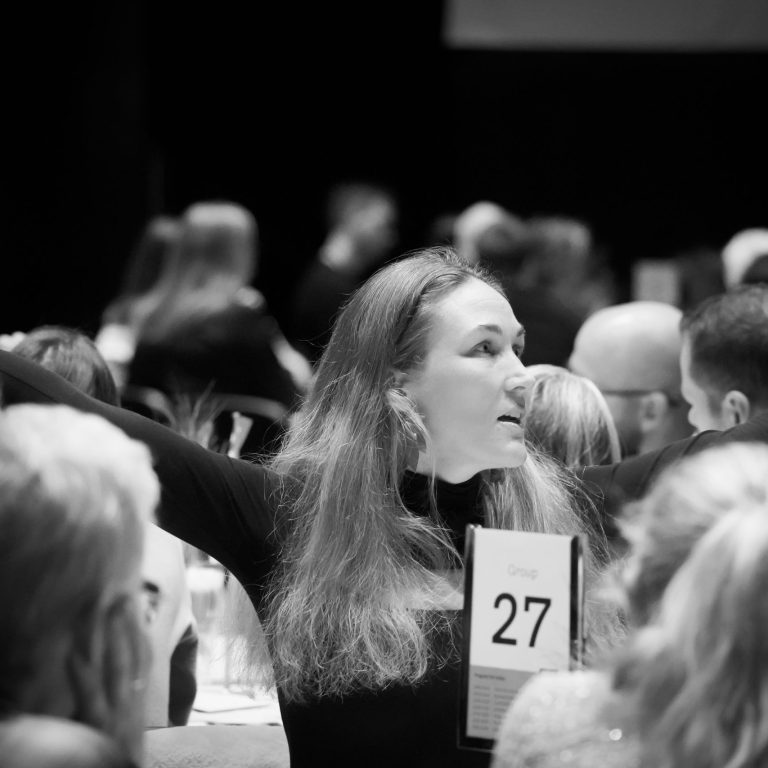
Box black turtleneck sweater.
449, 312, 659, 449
400, 469, 485, 555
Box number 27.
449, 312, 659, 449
491, 594, 551, 647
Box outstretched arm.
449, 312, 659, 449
0, 350, 281, 576
581, 413, 768, 534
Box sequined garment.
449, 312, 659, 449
491, 670, 640, 768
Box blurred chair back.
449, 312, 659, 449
120, 386, 290, 458
209, 393, 290, 458
121, 384, 175, 426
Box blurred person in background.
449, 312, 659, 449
452, 200, 516, 266
524, 364, 621, 472
720, 226, 768, 289
10, 324, 198, 730
475, 210, 583, 367
290, 180, 400, 364
519, 215, 619, 321
95, 215, 182, 390
524, 364, 622, 560
124, 201, 311, 457
568, 301, 692, 458
128, 201, 311, 408
14, 326, 120, 406
741, 253, 768, 285
679, 283, 768, 434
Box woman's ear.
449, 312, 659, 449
386, 376, 413, 422
386, 374, 428, 470
391, 370, 407, 389
392, 369, 419, 402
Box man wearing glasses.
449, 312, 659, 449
568, 301, 692, 457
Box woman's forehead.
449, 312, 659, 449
430, 278, 520, 334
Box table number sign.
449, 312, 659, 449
459, 525, 585, 751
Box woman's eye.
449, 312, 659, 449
474, 341, 495, 355
513, 345, 524, 359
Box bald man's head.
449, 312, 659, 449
569, 301, 692, 456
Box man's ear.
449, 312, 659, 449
638, 391, 669, 435
68, 599, 148, 762
722, 390, 751, 427
67, 611, 109, 731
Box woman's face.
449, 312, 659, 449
401, 278, 532, 482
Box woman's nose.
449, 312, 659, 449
503, 354, 534, 395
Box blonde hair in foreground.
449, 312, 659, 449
613, 442, 768, 768
617, 441, 768, 627
229, 248, 622, 702
0, 404, 159, 759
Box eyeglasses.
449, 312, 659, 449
599, 388, 683, 407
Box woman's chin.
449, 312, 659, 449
472, 447, 529, 476
496, 446, 529, 470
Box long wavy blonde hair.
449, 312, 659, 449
255, 248, 616, 701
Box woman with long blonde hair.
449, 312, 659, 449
1, 247, 618, 767
127, 201, 310, 415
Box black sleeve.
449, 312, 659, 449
581, 413, 768, 536
0, 350, 282, 577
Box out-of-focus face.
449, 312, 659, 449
680, 335, 727, 433
352, 200, 399, 263
401, 278, 532, 483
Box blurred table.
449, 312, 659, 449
186, 560, 283, 726
189, 684, 282, 726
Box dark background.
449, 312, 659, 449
5, 2, 767, 336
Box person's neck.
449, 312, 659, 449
20, 652, 76, 720
411, 454, 480, 485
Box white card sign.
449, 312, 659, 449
459, 525, 584, 751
